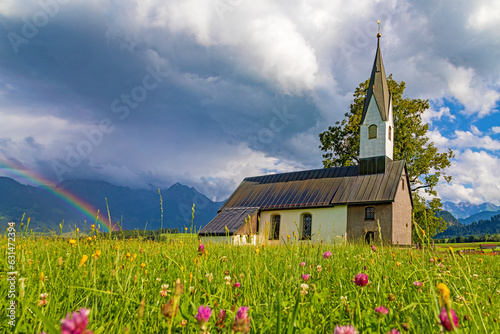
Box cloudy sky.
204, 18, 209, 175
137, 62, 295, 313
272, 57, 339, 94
0, 0, 499, 205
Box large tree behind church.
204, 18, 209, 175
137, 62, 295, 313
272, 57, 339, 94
319, 76, 454, 239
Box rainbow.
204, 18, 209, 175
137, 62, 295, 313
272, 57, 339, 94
0, 160, 117, 232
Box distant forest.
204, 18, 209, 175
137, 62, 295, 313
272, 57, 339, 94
434, 214, 500, 240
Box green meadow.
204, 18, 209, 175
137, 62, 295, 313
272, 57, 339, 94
1, 228, 499, 334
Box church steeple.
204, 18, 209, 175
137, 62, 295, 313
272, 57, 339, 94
361, 33, 390, 124
359, 25, 394, 175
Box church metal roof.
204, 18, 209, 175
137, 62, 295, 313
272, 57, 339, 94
199, 161, 410, 236
361, 36, 391, 123
220, 160, 407, 211
198, 207, 258, 236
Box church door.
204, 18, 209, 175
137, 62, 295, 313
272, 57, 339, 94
365, 231, 375, 244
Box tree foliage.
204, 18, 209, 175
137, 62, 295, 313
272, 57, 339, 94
319, 76, 454, 238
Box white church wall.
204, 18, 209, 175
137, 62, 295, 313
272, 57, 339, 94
258, 206, 348, 244
360, 95, 393, 159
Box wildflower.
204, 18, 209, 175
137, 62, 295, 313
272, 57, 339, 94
233, 282, 241, 288
371, 245, 376, 252
429, 258, 434, 263
79, 255, 89, 268
333, 325, 358, 334
472, 274, 478, 279
60, 308, 93, 334
439, 307, 459, 331
300, 262, 306, 266
354, 273, 368, 287
396, 261, 401, 267
231, 306, 251, 334
93, 250, 101, 259
224, 276, 232, 285
198, 244, 205, 254
91, 224, 95, 230
340, 296, 348, 304
216, 309, 226, 330
38, 293, 49, 306
39, 272, 45, 281
478, 258, 483, 264
323, 251, 332, 259
387, 329, 400, 334
205, 273, 213, 282
387, 293, 396, 301
302, 274, 310, 281
437, 283, 451, 310
374, 305, 389, 316
126, 252, 131, 258
300, 283, 309, 295
317, 265, 322, 272
140, 263, 146, 269
413, 281, 423, 288
189, 286, 195, 293
69, 239, 76, 245
195, 305, 212, 330
160, 284, 171, 297
161, 279, 183, 320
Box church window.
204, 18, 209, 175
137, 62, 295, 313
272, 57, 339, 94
368, 125, 377, 139
270, 215, 280, 240
301, 213, 312, 240
365, 207, 375, 220
402, 178, 405, 190
388, 126, 392, 141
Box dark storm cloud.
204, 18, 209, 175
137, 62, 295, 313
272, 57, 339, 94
0, 0, 499, 203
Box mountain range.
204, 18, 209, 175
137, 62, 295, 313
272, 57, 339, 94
442, 201, 500, 220
0, 177, 223, 233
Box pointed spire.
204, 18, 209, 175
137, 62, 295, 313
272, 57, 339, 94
360, 23, 390, 123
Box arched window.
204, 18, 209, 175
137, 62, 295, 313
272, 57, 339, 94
368, 125, 377, 139
270, 215, 280, 240
301, 213, 312, 240
388, 126, 392, 141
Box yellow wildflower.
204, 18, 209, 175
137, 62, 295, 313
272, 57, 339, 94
86, 237, 92, 242
91, 224, 95, 230
255, 248, 260, 255
79, 255, 89, 267
93, 250, 101, 258
145, 270, 148, 275
141, 263, 146, 269
448, 247, 454, 254
126, 252, 131, 258
39, 272, 44, 281
422, 230, 426, 236
478, 258, 483, 264
437, 283, 451, 310
396, 262, 401, 267
68, 239, 76, 245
